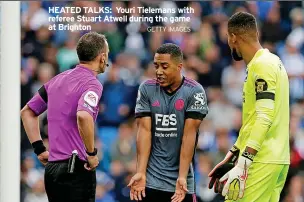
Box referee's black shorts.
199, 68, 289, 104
44, 157, 96, 202
140, 187, 197, 202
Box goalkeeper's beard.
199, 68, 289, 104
231, 48, 243, 61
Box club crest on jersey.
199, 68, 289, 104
84, 91, 98, 107
175, 99, 184, 111
255, 79, 267, 93
191, 92, 205, 110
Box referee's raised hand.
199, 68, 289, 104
128, 173, 146, 201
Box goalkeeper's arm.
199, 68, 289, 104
209, 98, 274, 193
232, 98, 275, 179
218, 99, 275, 199
245, 98, 274, 154
226, 98, 275, 174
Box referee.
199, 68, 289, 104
21, 32, 109, 202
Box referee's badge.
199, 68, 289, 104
84, 91, 99, 107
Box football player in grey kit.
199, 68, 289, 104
128, 43, 209, 202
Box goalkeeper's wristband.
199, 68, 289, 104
32, 140, 46, 156
208, 146, 240, 192
229, 145, 240, 154
237, 151, 255, 169
242, 150, 255, 161
228, 145, 240, 163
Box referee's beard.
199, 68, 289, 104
95, 62, 109, 74
231, 48, 243, 61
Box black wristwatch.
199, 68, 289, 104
86, 148, 98, 156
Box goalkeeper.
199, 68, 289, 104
208, 12, 290, 202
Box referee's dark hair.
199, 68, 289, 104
156, 43, 183, 63
76, 32, 107, 62
228, 12, 258, 41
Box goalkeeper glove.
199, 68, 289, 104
208, 145, 240, 193
219, 151, 255, 200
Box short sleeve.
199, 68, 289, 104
135, 83, 151, 118
27, 85, 48, 116
252, 62, 277, 101
77, 82, 103, 120
185, 85, 208, 120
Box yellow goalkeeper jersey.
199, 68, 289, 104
235, 48, 290, 164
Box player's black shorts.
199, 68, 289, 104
140, 187, 197, 202
44, 158, 96, 202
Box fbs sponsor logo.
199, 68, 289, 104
155, 114, 177, 126
155, 114, 178, 138
155, 132, 177, 138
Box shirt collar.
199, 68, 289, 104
75, 65, 95, 77
247, 48, 268, 68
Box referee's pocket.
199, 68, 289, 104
48, 162, 69, 182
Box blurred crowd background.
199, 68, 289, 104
20, 1, 304, 202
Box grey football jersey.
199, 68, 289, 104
135, 77, 208, 193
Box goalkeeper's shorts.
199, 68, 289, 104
225, 163, 289, 202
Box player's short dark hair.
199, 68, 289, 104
156, 43, 183, 63
228, 12, 258, 38
76, 32, 107, 62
